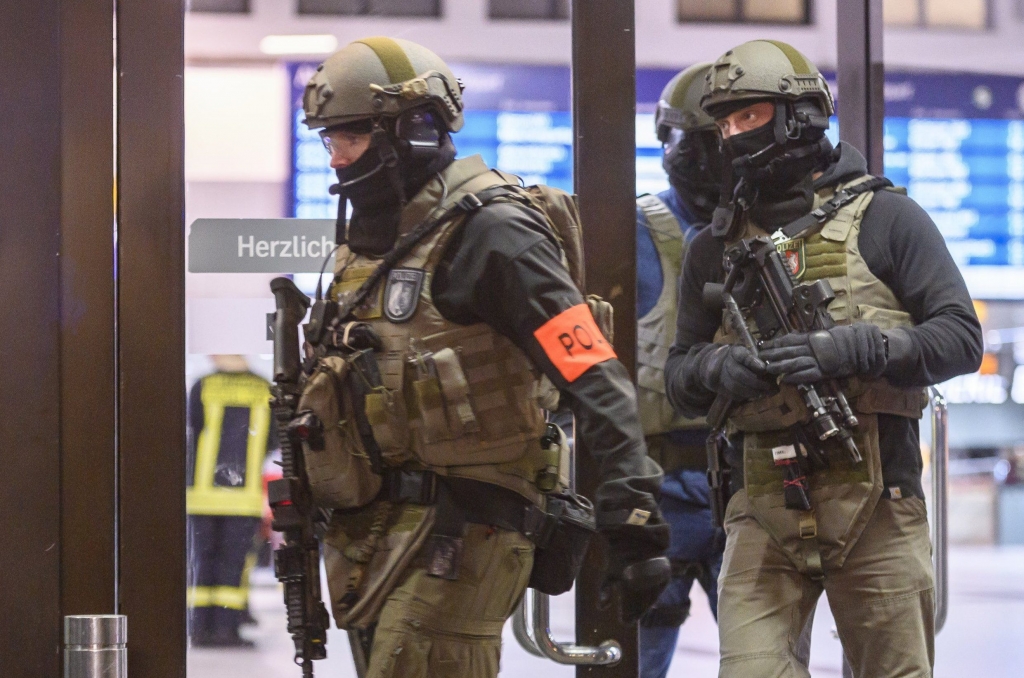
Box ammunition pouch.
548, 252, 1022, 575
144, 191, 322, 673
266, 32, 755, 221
527, 491, 597, 595
296, 353, 384, 509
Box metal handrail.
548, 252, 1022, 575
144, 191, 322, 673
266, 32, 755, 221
512, 410, 622, 666
930, 387, 949, 633
512, 595, 544, 657
530, 589, 622, 665
512, 587, 623, 665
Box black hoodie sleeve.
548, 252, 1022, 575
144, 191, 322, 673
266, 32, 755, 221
664, 227, 728, 418
431, 201, 667, 555
858, 190, 984, 385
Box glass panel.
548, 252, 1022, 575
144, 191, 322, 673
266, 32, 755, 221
296, 0, 366, 15
368, 0, 440, 17
189, 0, 250, 12
490, 0, 562, 19
742, 0, 806, 22
885, 0, 922, 26
926, 0, 988, 28
677, 0, 738, 22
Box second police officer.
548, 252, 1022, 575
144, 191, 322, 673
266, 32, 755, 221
298, 37, 670, 678
635, 62, 725, 678
664, 40, 983, 677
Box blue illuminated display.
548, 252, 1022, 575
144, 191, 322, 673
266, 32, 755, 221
288, 62, 1024, 299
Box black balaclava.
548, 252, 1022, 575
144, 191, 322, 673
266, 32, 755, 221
663, 127, 722, 225
712, 98, 833, 238
330, 110, 456, 256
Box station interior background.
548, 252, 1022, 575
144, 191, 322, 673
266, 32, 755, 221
184, 1, 1024, 675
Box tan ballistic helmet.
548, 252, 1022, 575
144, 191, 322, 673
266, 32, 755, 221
654, 62, 716, 141
303, 37, 464, 132
701, 40, 834, 118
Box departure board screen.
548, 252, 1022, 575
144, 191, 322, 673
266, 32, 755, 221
289, 63, 1024, 299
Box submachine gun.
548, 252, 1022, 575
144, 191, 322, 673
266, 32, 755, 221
267, 277, 330, 677
703, 236, 861, 526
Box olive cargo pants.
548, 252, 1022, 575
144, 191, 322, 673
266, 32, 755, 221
367, 523, 535, 678
717, 489, 935, 678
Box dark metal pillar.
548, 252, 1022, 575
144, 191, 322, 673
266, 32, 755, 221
116, 0, 187, 675
60, 0, 118, 621
1, 0, 117, 674
571, 1, 638, 676
837, 0, 885, 174
0, 2, 64, 672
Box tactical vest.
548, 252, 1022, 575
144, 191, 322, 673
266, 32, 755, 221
718, 174, 928, 574
186, 372, 272, 518
636, 194, 707, 437
329, 156, 567, 508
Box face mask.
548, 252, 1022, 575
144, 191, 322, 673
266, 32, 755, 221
721, 112, 832, 227
722, 121, 777, 168
332, 135, 403, 257
663, 128, 722, 225
332, 129, 458, 257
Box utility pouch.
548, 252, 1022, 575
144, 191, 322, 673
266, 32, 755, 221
527, 491, 597, 595
432, 348, 480, 436
408, 347, 450, 443
297, 355, 382, 509
322, 501, 436, 630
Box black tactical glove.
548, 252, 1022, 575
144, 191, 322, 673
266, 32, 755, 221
599, 523, 671, 624
759, 324, 887, 384
696, 343, 776, 401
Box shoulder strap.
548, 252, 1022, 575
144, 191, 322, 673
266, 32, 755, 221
637, 194, 684, 240
777, 175, 893, 240
337, 189, 503, 319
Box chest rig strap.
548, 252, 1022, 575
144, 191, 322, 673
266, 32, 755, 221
337, 185, 514, 319
773, 175, 893, 242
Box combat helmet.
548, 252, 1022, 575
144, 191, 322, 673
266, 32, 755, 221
303, 37, 464, 132
701, 39, 833, 120
655, 62, 722, 223
655, 62, 717, 142
700, 41, 836, 238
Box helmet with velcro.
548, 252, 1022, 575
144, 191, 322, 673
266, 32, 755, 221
700, 39, 833, 122
303, 36, 464, 133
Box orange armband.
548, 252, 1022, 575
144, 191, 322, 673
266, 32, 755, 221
533, 303, 617, 383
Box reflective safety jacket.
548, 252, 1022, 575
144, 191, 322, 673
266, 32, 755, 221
329, 156, 568, 507
186, 371, 274, 517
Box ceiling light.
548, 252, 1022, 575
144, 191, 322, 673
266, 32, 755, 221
259, 34, 338, 55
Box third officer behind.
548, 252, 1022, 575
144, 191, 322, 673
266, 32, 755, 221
664, 40, 983, 677
635, 62, 725, 678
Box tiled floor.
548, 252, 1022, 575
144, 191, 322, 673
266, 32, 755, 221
188, 545, 1024, 677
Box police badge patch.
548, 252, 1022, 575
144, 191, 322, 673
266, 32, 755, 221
775, 238, 806, 280
383, 267, 425, 323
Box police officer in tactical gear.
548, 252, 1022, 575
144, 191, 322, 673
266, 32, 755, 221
302, 37, 670, 678
635, 62, 726, 678
663, 40, 983, 678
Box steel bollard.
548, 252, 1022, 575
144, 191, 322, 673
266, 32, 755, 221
64, 615, 127, 678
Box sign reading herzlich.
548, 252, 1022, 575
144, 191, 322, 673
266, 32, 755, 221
188, 219, 337, 273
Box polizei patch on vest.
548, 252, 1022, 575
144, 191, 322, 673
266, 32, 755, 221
533, 303, 617, 383
775, 238, 806, 279
383, 268, 425, 323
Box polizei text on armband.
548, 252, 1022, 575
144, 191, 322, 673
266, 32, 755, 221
237, 235, 336, 259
